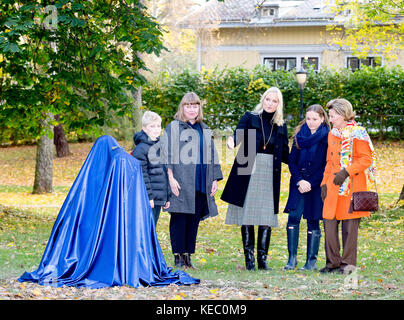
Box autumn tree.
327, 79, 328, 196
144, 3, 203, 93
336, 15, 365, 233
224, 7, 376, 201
143, 0, 200, 74
0, 0, 165, 193
326, 0, 404, 60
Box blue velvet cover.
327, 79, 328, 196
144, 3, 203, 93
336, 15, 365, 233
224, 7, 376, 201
19, 135, 199, 288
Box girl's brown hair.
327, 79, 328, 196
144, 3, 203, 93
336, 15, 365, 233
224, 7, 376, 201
292, 104, 331, 148
174, 92, 204, 123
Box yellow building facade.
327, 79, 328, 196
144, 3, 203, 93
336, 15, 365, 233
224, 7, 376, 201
185, 1, 404, 72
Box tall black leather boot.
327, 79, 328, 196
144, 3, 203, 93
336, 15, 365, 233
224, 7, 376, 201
284, 223, 299, 270
300, 229, 321, 270
241, 225, 255, 271
257, 226, 272, 270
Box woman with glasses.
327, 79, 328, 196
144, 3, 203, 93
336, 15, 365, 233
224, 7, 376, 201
161, 92, 223, 269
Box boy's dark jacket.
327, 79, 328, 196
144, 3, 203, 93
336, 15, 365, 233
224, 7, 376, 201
133, 130, 171, 206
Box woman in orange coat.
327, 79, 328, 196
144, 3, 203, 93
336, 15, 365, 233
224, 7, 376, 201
320, 98, 376, 275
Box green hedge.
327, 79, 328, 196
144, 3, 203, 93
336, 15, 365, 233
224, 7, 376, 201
1, 65, 403, 145
143, 65, 404, 139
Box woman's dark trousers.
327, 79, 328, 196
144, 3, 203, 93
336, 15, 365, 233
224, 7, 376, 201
169, 191, 207, 267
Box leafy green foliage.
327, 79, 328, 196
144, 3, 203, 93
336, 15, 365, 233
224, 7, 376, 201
326, 0, 404, 60
0, 0, 165, 138
142, 65, 404, 138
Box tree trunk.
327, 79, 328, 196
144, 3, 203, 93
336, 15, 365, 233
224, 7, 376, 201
131, 50, 143, 134
131, 86, 143, 133
33, 116, 54, 194
54, 114, 71, 157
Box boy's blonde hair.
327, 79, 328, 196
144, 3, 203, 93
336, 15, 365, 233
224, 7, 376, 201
142, 111, 162, 127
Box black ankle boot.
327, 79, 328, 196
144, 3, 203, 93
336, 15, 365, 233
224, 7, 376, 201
257, 226, 272, 270
300, 229, 321, 270
174, 253, 185, 268
183, 253, 197, 269
284, 223, 299, 270
241, 225, 255, 271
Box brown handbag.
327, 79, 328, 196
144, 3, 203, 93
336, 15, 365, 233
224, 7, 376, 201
348, 177, 379, 213
352, 190, 379, 212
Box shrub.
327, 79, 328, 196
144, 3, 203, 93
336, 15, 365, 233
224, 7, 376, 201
1, 65, 402, 144
142, 65, 403, 139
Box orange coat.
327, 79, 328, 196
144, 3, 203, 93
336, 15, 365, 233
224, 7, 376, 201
321, 133, 373, 220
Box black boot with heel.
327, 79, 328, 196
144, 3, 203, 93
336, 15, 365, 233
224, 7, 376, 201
241, 225, 255, 271
257, 226, 272, 270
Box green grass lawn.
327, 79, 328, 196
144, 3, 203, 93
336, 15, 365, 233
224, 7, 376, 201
0, 141, 403, 300
0, 195, 402, 300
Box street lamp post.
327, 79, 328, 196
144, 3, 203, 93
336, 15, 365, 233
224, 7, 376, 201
296, 70, 307, 121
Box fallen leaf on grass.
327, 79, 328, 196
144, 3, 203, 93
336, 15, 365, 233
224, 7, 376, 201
32, 289, 42, 296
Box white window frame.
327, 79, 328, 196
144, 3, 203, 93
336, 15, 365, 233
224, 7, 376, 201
263, 57, 297, 71
259, 45, 323, 71
345, 55, 383, 71
261, 53, 321, 72
301, 56, 319, 71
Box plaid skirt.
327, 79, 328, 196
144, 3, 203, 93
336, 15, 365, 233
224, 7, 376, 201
225, 153, 278, 227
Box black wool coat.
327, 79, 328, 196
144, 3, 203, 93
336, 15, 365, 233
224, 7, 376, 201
220, 111, 289, 214
133, 130, 171, 206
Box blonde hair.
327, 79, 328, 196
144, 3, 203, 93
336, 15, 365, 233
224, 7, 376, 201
326, 98, 356, 121
292, 104, 331, 148
253, 87, 284, 126
142, 111, 161, 127
174, 92, 204, 123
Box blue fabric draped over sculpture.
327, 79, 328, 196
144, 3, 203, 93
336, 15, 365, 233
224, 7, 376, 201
18, 135, 199, 288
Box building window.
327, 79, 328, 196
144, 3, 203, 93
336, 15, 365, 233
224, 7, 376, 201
264, 58, 296, 71
301, 57, 319, 71
261, 5, 279, 17
347, 57, 380, 71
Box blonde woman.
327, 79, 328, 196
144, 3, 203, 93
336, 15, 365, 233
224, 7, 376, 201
221, 87, 290, 271
161, 92, 223, 269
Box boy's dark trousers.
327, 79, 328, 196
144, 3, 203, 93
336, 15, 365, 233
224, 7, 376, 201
169, 191, 207, 254
152, 206, 161, 226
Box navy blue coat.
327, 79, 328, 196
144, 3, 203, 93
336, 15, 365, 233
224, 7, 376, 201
284, 123, 329, 220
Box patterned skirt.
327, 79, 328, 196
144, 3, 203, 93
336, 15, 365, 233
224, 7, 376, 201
225, 153, 278, 227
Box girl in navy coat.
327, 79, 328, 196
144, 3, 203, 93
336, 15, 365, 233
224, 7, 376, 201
284, 104, 330, 270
